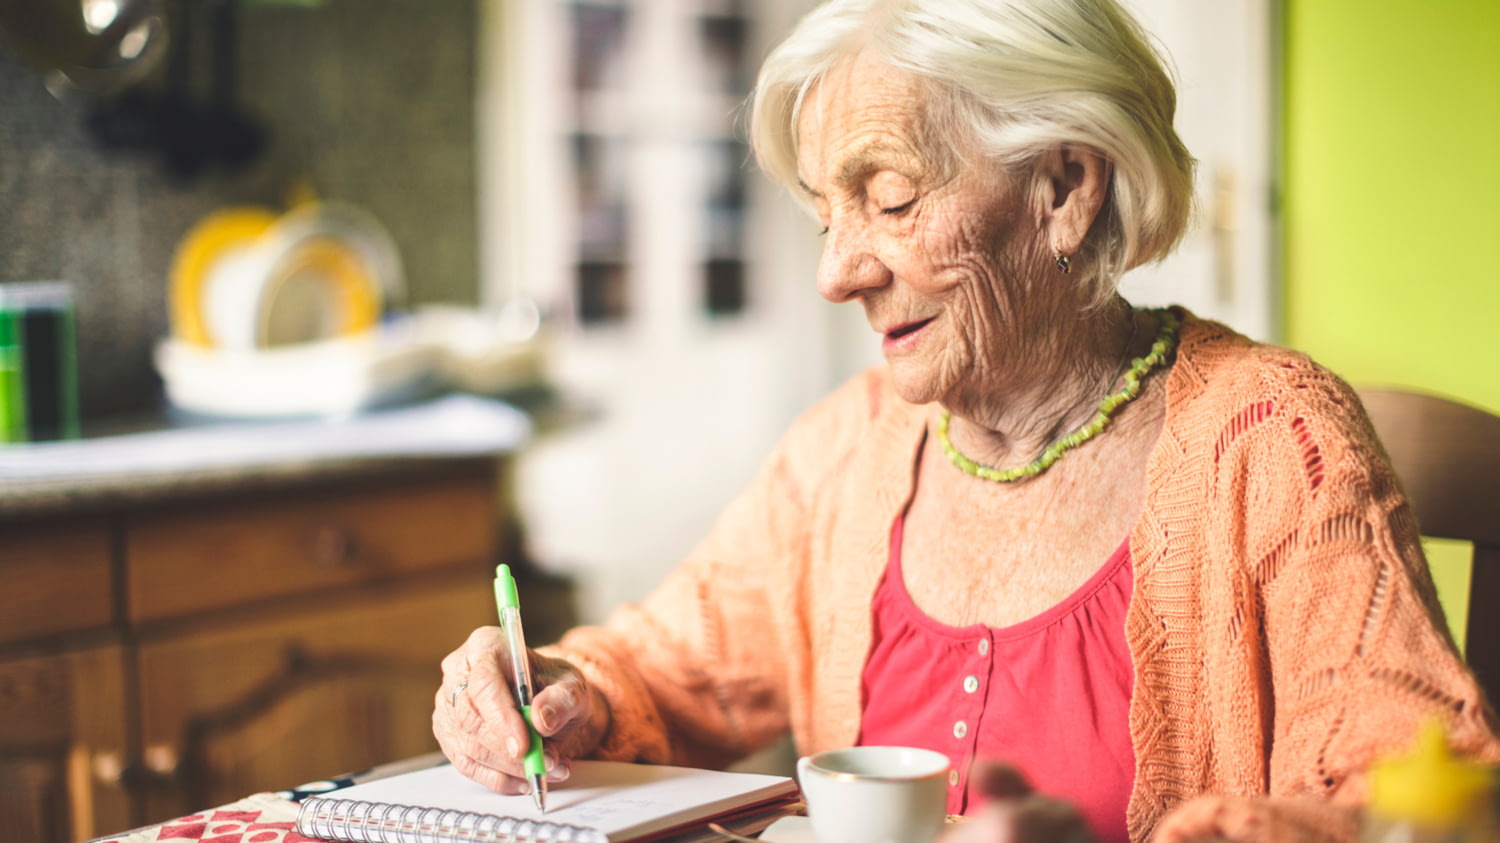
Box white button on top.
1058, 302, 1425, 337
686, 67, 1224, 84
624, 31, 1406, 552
977, 638, 990, 655
953, 720, 968, 739
963, 675, 980, 693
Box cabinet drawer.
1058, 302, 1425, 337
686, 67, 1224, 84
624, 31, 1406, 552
127, 470, 498, 623
1, 522, 113, 646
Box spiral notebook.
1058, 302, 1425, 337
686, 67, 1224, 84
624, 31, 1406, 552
295, 760, 799, 843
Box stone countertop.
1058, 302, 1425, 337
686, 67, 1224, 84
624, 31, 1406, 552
0, 395, 531, 518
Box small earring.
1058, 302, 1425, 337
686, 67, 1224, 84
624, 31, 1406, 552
1054, 251, 1071, 274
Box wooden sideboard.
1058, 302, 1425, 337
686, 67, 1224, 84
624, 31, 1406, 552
0, 457, 507, 842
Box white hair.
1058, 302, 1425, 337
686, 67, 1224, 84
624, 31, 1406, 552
749, 0, 1197, 303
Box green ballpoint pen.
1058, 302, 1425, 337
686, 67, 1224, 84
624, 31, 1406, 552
495, 564, 548, 812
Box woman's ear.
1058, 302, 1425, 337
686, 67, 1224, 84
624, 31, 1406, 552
1038, 144, 1110, 257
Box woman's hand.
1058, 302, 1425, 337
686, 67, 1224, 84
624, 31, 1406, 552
940, 762, 1096, 843
1151, 794, 1263, 843
433, 626, 609, 794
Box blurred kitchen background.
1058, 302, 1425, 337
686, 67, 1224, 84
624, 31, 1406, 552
2, 0, 1283, 624
0, 0, 1495, 836
0, 0, 482, 418
3, 0, 1496, 628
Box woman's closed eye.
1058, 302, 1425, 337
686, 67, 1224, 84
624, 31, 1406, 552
817, 193, 912, 235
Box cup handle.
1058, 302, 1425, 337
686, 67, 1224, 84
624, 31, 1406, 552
795, 755, 812, 783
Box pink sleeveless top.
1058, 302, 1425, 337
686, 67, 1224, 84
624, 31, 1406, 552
858, 513, 1135, 843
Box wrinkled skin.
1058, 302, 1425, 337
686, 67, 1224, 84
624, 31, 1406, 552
432, 626, 606, 795
796, 51, 1118, 461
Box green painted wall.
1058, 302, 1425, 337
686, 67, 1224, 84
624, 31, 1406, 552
1283, 1, 1500, 646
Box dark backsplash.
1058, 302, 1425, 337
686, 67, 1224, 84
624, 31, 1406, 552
0, 0, 478, 420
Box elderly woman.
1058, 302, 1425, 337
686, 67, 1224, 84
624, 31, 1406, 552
434, 1, 1499, 841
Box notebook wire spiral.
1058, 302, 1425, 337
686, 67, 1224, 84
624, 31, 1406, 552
297, 796, 607, 843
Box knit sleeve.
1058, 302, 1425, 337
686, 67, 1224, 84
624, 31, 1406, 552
536, 370, 880, 769
1251, 360, 1496, 796
1153, 347, 1499, 842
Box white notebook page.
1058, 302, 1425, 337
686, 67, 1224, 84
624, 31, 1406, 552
302, 761, 796, 841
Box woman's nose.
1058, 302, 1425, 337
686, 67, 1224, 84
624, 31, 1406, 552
816, 225, 890, 303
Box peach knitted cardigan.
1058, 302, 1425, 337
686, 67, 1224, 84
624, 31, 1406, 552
545, 310, 1499, 842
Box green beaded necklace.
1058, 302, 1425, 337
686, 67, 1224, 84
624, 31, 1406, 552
937, 307, 1180, 483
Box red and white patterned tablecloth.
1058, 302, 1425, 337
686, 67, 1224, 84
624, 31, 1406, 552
90, 792, 315, 843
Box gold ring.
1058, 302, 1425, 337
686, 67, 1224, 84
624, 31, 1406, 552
450, 679, 469, 707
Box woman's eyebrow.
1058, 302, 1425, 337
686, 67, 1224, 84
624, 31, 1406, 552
799, 145, 909, 199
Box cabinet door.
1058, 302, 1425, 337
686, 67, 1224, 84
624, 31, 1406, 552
134, 580, 495, 826
0, 645, 132, 843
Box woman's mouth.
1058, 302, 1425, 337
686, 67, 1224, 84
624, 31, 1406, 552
882, 318, 933, 352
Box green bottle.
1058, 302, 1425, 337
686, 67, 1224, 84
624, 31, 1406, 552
0, 306, 25, 443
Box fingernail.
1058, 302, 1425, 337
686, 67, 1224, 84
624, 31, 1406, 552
506, 737, 520, 758
549, 761, 571, 783
538, 705, 557, 730
544, 752, 556, 772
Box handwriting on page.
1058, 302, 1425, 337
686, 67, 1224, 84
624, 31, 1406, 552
563, 798, 671, 825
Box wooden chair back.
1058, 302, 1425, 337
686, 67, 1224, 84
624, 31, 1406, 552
1358, 388, 1500, 699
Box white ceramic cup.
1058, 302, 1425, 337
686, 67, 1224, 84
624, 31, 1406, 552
796, 746, 950, 843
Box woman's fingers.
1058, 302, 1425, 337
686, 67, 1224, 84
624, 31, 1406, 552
433, 627, 607, 792
970, 762, 1033, 801
449, 629, 527, 765
944, 798, 1096, 843
433, 627, 537, 792
434, 707, 531, 795
462, 627, 527, 743
530, 653, 610, 778
1010, 796, 1095, 843
531, 665, 589, 735
432, 688, 496, 790
940, 762, 1096, 843
1151, 794, 1258, 843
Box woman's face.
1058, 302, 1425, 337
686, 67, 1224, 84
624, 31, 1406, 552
796, 55, 1069, 408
